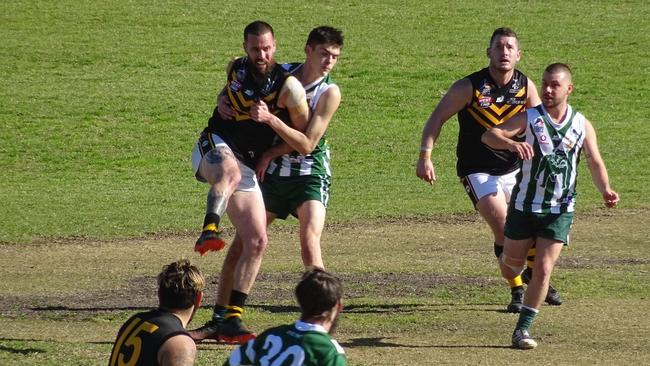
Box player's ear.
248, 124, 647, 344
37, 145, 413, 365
194, 291, 203, 309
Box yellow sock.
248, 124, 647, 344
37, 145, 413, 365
203, 222, 218, 232
508, 275, 523, 288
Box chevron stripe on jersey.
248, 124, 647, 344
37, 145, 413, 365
267, 63, 334, 178
511, 104, 586, 213
467, 87, 526, 129
455, 67, 529, 176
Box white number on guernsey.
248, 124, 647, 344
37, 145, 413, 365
259, 335, 306, 366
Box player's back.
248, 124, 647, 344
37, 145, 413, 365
225, 321, 346, 366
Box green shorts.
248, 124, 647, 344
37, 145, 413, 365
261, 175, 331, 220
504, 208, 574, 244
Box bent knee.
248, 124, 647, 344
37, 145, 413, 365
501, 254, 526, 275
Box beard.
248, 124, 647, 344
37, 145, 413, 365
248, 58, 276, 81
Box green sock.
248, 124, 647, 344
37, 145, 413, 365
516, 305, 539, 331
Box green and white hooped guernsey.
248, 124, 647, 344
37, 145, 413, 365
266, 63, 334, 178
511, 104, 586, 214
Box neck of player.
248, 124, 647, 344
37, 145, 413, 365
488, 66, 515, 88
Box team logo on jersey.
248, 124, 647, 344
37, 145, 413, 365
508, 98, 525, 105
479, 96, 492, 108
495, 96, 504, 103
509, 78, 521, 93
479, 80, 492, 95
533, 117, 545, 133
244, 89, 254, 97
230, 80, 242, 92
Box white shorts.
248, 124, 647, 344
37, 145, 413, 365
460, 170, 518, 207
191, 133, 259, 192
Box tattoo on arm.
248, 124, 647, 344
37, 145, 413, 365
205, 146, 233, 165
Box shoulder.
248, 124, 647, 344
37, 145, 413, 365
158, 334, 197, 366
281, 75, 306, 96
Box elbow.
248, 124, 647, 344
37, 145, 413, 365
296, 146, 313, 155
296, 141, 318, 155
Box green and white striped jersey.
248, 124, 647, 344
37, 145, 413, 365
511, 104, 586, 213
224, 321, 347, 366
266, 63, 334, 178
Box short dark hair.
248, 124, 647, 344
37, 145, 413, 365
157, 259, 205, 310
306, 26, 344, 48
545, 62, 572, 77
489, 27, 518, 48
244, 20, 274, 41
296, 269, 343, 320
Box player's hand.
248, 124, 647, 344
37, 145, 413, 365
217, 95, 236, 120
250, 100, 273, 124
509, 141, 534, 160
416, 158, 436, 185
255, 152, 273, 181
603, 190, 620, 208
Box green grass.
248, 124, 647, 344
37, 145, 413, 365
2, 0, 649, 242
1, 211, 648, 365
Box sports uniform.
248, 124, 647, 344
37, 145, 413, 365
457, 67, 529, 205
192, 57, 294, 190
505, 104, 586, 243
109, 309, 189, 366
262, 63, 335, 219
225, 320, 347, 366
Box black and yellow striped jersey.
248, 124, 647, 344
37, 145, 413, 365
456, 67, 529, 176
206, 57, 292, 169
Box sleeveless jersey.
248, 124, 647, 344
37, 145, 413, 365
206, 57, 293, 169
456, 67, 529, 176
266, 63, 333, 178
225, 321, 346, 366
109, 309, 188, 366
511, 104, 586, 213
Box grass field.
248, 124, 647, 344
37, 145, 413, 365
1, 0, 649, 365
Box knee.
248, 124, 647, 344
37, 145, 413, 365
500, 254, 526, 276
245, 235, 268, 258
532, 263, 553, 281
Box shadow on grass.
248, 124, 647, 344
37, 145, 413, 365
340, 337, 510, 349
0, 337, 114, 346
343, 303, 505, 314
26, 303, 509, 316
0, 341, 46, 354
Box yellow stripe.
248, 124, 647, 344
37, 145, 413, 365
515, 86, 526, 98
500, 104, 524, 124
468, 107, 497, 129
203, 223, 218, 232
225, 305, 244, 319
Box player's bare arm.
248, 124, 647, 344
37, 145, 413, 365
526, 78, 542, 107
260, 85, 340, 154
158, 335, 197, 366
417, 78, 472, 184
254, 86, 341, 179
481, 112, 533, 160
278, 75, 310, 131
582, 118, 619, 208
